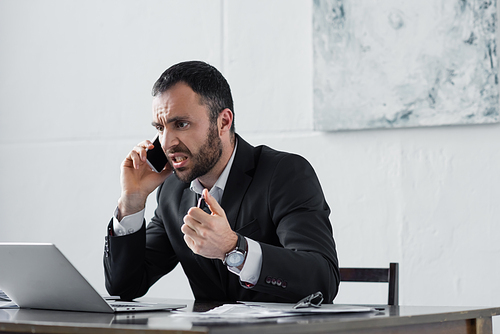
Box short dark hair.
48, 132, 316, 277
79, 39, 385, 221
152, 61, 235, 134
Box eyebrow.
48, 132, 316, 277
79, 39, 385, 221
151, 116, 190, 128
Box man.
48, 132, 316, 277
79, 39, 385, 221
104, 60, 340, 303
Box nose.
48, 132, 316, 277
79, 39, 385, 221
158, 130, 178, 153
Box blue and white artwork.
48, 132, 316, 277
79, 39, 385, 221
313, 0, 499, 131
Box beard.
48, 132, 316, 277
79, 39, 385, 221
170, 124, 223, 184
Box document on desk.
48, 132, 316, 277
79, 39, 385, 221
242, 302, 374, 314
173, 303, 373, 320
173, 304, 292, 320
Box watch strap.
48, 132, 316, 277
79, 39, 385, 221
235, 233, 248, 253
223, 233, 247, 266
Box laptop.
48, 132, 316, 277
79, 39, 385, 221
0, 243, 186, 313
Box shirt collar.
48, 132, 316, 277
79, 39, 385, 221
190, 138, 238, 204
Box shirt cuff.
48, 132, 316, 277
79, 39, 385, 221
227, 237, 262, 285
112, 207, 145, 236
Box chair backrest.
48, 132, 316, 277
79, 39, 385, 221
339, 262, 399, 305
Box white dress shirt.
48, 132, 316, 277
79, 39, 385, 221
113, 139, 262, 285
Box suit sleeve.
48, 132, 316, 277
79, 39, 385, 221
103, 187, 179, 300
250, 154, 340, 303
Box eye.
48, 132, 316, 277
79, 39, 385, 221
176, 121, 189, 129
155, 125, 164, 132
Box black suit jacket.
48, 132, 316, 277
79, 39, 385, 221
104, 134, 339, 303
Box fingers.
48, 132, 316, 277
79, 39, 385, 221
202, 189, 225, 218
183, 234, 195, 250
181, 220, 203, 254
181, 223, 197, 240
182, 192, 235, 260
182, 210, 204, 235
182, 204, 213, 252
128, 140, 154, 170
183, 190, 225, 230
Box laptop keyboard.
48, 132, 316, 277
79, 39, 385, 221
110, 303, 147, 308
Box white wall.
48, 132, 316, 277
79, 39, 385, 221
1, 0, 499, 330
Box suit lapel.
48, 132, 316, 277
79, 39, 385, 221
178, 187, 196, 221
217, 136, 256, 294
221, 135, 256, 231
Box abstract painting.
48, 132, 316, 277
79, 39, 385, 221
313, 0, 498, 131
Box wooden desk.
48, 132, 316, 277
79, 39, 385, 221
0, 300, 499, 334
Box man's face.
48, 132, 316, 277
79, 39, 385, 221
152, 82, 222, 184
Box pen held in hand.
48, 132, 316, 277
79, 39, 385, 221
197, 194, 206, 209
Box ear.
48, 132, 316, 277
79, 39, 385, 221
218, 108, 233, 136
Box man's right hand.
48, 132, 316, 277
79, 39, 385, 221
117, 140, 172, 221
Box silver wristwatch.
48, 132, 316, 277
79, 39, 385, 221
223, 233, 247, 267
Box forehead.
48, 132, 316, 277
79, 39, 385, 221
152, 82, 208, 121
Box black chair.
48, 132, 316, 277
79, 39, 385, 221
339, 262, 399, 305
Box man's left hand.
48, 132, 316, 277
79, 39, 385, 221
182, 189, 237, 260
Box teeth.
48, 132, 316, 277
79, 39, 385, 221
174, 156, 187, 162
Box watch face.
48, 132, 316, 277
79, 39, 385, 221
226, 251, 244, 267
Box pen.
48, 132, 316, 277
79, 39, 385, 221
197, 194, 206, 208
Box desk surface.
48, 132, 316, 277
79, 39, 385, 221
1, 299, 499, 334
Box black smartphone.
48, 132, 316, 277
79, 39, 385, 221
146, 135, 168, 173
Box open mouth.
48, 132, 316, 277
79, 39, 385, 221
169, 153, 189, 169
173, 156, 187, 163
